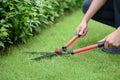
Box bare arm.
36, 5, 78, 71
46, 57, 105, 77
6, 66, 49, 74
82, 0, 107, 23
78, 0, 120, 48
77, 0, 107, 36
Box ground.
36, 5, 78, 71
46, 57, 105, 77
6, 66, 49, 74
0, 9, 120, 80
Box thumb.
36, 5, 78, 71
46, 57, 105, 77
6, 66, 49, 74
99, 37, 106, 42
78, 28, 84, 36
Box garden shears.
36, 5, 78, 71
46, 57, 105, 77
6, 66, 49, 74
27, 33, 105, 60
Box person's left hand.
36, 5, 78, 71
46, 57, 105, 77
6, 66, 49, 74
100, 27, 120, 48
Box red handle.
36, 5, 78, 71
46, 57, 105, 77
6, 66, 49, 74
71, 41, 105, 54
72, 44, 98, 54
65, 35, 79, 48
62, 35, 80, 51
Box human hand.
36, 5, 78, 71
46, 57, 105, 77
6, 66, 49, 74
100, 27, 120, 48
76, 21, 88, 37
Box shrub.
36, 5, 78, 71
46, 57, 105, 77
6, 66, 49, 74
0, 0, 82, 49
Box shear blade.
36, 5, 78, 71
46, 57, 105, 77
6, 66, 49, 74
25, 51, 53, 55
31, 52, 56, 60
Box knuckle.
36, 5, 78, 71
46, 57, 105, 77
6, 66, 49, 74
115, 44, 119, 47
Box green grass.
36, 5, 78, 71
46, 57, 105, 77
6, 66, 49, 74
0, 9, 120, 80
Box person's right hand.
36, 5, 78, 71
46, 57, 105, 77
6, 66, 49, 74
76, 21, 88, 37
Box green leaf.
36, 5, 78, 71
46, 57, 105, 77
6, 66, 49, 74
2, 0, 8, 3
0, 27, 7, 32
0, 41, 4, 48
0, 32, 8, 37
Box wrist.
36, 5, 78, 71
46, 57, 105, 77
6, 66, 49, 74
117, 26, 120, 30
81, 18, 89, 23
117, 26, 120, 31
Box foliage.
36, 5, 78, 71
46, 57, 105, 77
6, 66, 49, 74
0, 0, 82, 49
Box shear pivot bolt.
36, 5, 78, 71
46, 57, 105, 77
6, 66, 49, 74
55, 49, 62, 54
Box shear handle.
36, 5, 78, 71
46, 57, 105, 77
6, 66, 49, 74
70, 41, 105, 54
62, 34, 81, 51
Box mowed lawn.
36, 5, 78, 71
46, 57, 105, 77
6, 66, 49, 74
0, 9, 120, 80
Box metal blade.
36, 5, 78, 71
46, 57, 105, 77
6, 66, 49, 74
31, 52, 56, 60
24, 51, 53, 54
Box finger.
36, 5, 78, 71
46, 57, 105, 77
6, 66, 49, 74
108, 40, 114, 48
104, 41, 109, 48
76, 27, 81, 35
108, 43, 113, 48
79, 30, 84, 36
104, 41, 113, 48
99, 38, 105, 42
99, 36, 108, 42
79, 27, 86, 36
78, 32, 83, 36
82, 28, 88, 36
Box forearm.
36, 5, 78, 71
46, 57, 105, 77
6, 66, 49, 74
82, 0, 107, 23
117, 27, 120, 32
